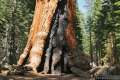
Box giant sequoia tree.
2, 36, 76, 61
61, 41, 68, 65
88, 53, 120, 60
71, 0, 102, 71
17, 0, 77, 74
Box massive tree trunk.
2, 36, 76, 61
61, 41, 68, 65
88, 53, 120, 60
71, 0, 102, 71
17, 0, 77, 74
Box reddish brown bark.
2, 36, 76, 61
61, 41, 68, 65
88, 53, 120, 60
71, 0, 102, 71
65, 0, 77, 49
17, 0, 77, 73
17, 0, 45, 65
18, 0, 59, 72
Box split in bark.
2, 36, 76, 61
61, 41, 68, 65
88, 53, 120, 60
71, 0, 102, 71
17, 0, 77, 75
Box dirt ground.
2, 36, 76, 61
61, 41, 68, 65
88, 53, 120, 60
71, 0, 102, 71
0, 74, 92, 80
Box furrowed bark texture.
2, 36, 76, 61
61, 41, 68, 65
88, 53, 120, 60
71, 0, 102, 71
65, 0, 77, 49
17, 0, 77, 73
18, 0, 58, 65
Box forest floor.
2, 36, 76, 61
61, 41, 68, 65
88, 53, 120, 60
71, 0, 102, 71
0, 74, 92, 80
0, 65, 93, 80
0, 61, 120, 80
0, 65, 120, 80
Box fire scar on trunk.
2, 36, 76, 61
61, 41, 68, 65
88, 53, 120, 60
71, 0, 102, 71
17, 0, 77, 74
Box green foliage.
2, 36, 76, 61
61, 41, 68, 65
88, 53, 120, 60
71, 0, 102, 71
85, 0, 120, 64
75, 6, 84, 51
0, 0, 34, 64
